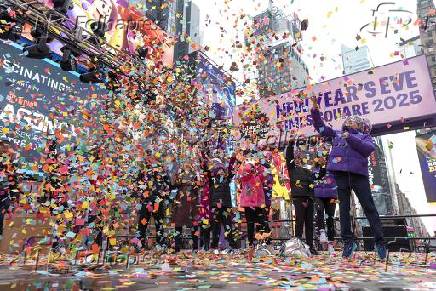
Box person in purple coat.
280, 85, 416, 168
310, 96, 386, 260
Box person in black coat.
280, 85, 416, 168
285, 138, 317, 254
172, 163, 201, 253
137, 163, 172, 250
207, 156, 238, 250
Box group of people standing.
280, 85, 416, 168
283, 98, 386, 258
135, 146, 273, 253
135, 97, 387, 259
0, 97, 387, 259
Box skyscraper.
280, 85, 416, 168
367, 138, 397, 215
257, 42, 309, 97
417, 0, 436, 90
145, 0, 201, 63
341, 45, 372, 75
396, 186, 429, 237
188, 3, 201, 54
174, 0, 202, 61
248, 7, 309, 98
145, 0, 174, 33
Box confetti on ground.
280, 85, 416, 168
0, 250, 435, 290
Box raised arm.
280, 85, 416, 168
227, 155, 237, 180
285, 140, 295, 170
310, 96, 336, 138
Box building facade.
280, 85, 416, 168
248, 8, 309, 98
396, 186, 429, 237
145, 0, 201, 62
188, 3, 201, 54
417, 0, 436, 90
256, 42, 308, 97
173, 0, 202, 61
145, 0, 175, 33
367, 137, 397, 215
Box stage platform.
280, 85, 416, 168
0, 250, 435, 290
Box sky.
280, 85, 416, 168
192, 0, 436, 233
193, 0, 425, 81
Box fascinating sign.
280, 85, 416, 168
234, 55, 436, 144
416, 129, 436, 203
0, 40, 107, 165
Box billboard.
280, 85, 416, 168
233, 55, 436, 144
195, 52, 236, 120
416, 129, 436, 203
20, 0, 174, 65
0, 40, 107, 166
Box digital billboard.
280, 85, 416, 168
19, 0, 174, 66
0, 40, 107, 167
234, 55, 436, 143
195, 52, 236, 120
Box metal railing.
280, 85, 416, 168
15, 212, 436, 271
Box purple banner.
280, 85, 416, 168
234, 55, 436, 142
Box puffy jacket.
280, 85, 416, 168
210, 175, 233, 208
238, 162, 266, 208
285, 143, 314, 198
271, 151, 291, 200
313, 167, 337, 199
171, 165, 201, 227
209, 157, 236, 208
311, 108, 375, 177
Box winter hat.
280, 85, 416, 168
342, 115, 372, 133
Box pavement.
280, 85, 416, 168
0, 250, 435, 290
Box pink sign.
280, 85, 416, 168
233, 55, 436, 143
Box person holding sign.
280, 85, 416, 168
310, 96, 386, 260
